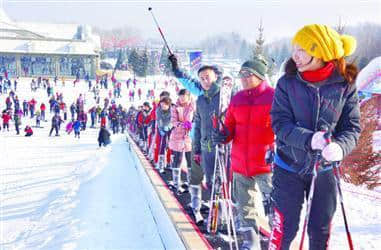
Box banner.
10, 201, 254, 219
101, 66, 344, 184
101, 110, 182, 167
189, 51, 202, 73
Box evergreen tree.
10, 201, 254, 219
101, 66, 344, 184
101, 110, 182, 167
159, 46, 172, 75
137, 49, 148, 77
128, 48, 140, 77
115, 49, 126, 70
253, 19, 265, 58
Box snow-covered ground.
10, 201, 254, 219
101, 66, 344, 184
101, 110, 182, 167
0, 76, 184, 250
0, 76, 380, 250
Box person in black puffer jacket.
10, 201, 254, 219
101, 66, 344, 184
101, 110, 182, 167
98, 125, 111, 147
269, 24, 361, 250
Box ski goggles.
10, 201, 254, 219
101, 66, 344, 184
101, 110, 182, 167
238, 69, 256, 79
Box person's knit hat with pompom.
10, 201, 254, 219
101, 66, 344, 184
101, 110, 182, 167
292, 24, 357, 62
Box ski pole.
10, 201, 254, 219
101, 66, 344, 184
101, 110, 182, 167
218, 154, 238, 250
299, 128, 331, 250
148, 7, 173, 55
333, 162, 354, 250
322, 131, 353, 250
207, 112, 220, 233
207, 151, 218, 233
299, 150, 320, 250
320, 130, 353, 249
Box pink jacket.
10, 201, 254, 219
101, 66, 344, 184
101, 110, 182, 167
168, 100, 195, 152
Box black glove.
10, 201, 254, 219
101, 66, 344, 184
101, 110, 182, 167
168, 54, 179, 72
265, 148, 274, 164
211, 129, 228, 145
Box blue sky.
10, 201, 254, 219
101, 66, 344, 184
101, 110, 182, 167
3, 0, 381, 45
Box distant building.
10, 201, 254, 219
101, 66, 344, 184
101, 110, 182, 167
0, 8, 100, 79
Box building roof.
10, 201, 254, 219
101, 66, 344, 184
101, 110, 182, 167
0, 39, 99, 56
0, 8, 101, 55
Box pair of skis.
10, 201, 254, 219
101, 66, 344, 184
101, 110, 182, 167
207, 136, 238, 250
206, 85, 239, 250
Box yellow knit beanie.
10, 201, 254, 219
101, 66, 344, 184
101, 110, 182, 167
292, 24, 357, 62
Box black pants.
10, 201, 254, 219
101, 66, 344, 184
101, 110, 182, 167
49, 125, 59, 136
269, 165, 337, 250
15, 123, 20, 134
172, 151, 191, 170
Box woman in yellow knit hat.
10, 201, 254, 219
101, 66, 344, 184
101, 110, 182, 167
269, 24, 361, 249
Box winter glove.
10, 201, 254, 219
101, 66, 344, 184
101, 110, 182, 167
168, 54, 179, 72
265, 148, 275, 165
182, 121, 192, 130
311, 131, 328, 150
159, 129, 166, 136
193, 154, 201, 165
211, 129, 228, 145
163, 125, 170, 132
322, 142, 344, 162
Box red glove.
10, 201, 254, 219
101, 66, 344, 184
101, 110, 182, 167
212, 113, 218, 129
193, 154, 201, 165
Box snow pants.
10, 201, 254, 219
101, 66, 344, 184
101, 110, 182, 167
232, 172, 272, 232
154, 131, 172, 164
189, 149, 215, 190
269, 165, 337, 250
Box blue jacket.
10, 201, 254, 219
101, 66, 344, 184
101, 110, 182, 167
270, 70, 361, 173
172, 68, 223, 139
173, 69, 203, 96
73, 121, 81, 132
193, 82, 221, 154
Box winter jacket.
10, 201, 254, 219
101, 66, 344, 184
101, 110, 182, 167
23, 101, 28, 110
169, 101, 195, 152
14, 114, 21, 125
173, 69, 203, 96
224, 81, 275, 177
2, 113, 11, 124
66, 122, 73, 133
193, 82, 221, 153
172, 66, 223, 97
24, 126, 33, 136
98, 127, 111, 145
51, 115, 61, 127
29, 99, 36, 108
156, 106, 172, 132
73, 121, 81, 132
101, 117, 106, 127
137, 110, 151, 127
270, 70, 361, 173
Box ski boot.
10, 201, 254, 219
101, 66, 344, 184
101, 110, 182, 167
172, 168, 186, 195
239, 228, 261, 250
157, 155, 165, 174
190, 185, 204, 225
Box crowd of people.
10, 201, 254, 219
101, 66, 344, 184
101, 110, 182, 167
125, 24, 362, 250
0, 68, 143, 147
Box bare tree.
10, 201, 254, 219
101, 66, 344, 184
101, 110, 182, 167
341, 95, 381, 189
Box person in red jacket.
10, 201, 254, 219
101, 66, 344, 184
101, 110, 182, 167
136, 102, 152, 149
212, 58, 275, 249
2, 111, 11, 131
152, 91, 170, 164
40, 103, 46, 121
24, 125, 33, 136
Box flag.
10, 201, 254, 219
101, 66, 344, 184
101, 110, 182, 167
189, 51, 202, 73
